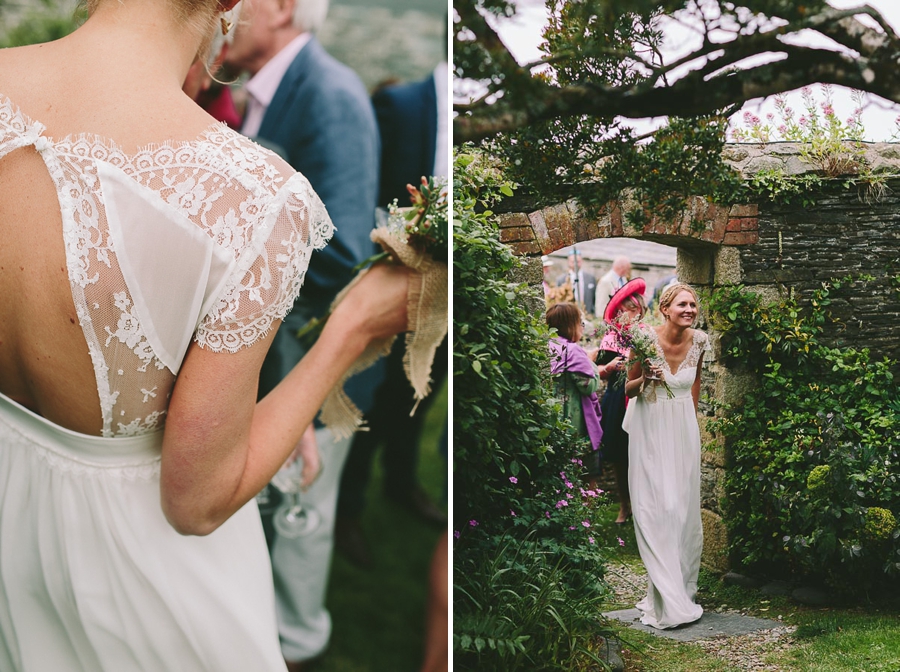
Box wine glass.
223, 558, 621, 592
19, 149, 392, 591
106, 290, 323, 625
270, 455, 321, 538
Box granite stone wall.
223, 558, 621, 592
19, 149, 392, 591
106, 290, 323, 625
504, 143, 900, 572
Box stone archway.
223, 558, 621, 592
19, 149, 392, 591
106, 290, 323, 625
499, 197, 760, 572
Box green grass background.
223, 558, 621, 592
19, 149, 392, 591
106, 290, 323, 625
318, 384, 447, 672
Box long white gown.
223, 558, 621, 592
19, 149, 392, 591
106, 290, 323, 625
622, 327, 708, 629
0, 92, 333, 670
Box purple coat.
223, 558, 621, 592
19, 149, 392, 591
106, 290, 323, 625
549, 338, 604, 451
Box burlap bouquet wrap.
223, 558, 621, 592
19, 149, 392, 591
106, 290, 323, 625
319, 227, 448, 438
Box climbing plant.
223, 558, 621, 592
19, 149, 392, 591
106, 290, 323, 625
706, 283, 900, 595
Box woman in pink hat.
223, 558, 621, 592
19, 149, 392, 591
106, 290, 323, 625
597, 278, 648, 524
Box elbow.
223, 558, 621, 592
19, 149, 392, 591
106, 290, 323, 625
161, 492, 226, 537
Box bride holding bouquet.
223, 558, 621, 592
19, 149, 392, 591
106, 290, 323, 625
623, 283, 708, 629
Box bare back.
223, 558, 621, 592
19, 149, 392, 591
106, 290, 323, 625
0, 40, 329, 437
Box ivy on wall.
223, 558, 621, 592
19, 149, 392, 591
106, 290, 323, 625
706, 283, 900, 594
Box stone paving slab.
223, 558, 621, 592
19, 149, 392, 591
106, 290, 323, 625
603, 608, 782, 642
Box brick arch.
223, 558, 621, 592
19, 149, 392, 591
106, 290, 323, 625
497, 197, 759, 257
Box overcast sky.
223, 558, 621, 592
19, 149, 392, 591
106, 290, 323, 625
491, 0, 900, 141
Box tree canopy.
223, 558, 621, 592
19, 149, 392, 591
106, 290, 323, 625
454, 0, 900, 219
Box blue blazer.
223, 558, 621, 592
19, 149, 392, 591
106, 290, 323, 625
372, 75, 437, 207
256, 37, 383, 413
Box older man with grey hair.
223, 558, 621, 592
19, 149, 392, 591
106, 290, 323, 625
596, 256, 633, 320
225, 1, 383, 670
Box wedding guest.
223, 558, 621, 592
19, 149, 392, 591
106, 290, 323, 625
335, 60, 450, 569
597, 278, 647, 524
556, 249, 597, 315
624, 283, 707, 629
596, 256, 633, 319
224, 0, 384, 668
183, 39, 243, 129
546, 303, 604, 476
542, 255, 554, 297
0, 0, 411, 669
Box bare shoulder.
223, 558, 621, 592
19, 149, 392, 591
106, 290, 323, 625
0, 44, 50, 97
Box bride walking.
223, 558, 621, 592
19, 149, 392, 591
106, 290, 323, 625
623, 283, 707, 629
0, 1, 409, 669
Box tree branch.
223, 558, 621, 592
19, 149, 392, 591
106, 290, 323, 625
454, 44, 898, 143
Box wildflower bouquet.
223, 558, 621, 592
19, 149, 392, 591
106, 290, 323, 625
297, 176, 447, 342
298, 176, 449, 437
604, 320, 674, 399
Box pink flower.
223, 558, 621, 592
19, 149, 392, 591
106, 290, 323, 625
618, 537, 625, 547
545, 511, 551, 518
509, 476, 518, 484
799, 116, 808, 126
510, 510, 517, 517
565, 481, 574, 489
454, 530, 460, 539
468, 519, 478, 527
569, 526, 576, 530
556, 500, 568, 509
581, 520, 591, 527
588, 536, 595, 545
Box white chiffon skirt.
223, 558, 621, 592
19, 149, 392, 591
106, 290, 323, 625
0, 393, 287, 671
623, 392, 704, 629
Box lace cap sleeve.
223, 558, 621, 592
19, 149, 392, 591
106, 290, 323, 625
697, 329, 710, 353
195, 172, 333, 352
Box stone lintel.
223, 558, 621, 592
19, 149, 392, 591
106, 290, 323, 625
509, 240, 542, 256
723, 230, 760, 246
543, 203, 574, 251
498, 226, 535, 243
526, 210, 551, 251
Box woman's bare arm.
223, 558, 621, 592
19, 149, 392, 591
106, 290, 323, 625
624, 358, 644, 398
691, 353, 704, 413
160, 263, 409, 535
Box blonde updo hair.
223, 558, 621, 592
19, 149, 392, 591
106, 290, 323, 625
658, 283, 700, 324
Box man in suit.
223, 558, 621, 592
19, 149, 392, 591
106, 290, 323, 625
335, 62, 449, 568
556, 249, 598, 315
225, 1, 383, 669
595, 256, 633, 320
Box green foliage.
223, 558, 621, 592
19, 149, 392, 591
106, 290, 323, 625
454, 0, 899, 224
706, 284, 900, 594
453, 148, 613, 669
732, 88, 898, 205
864, 507, 897, 543
0, 6, 84, 49
453, 532, 609, 671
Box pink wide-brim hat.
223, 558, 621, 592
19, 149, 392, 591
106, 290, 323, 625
603, 278, 647, 323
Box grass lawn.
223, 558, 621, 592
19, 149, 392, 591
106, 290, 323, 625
593, 501, 900, 672
317, 383, 447, 672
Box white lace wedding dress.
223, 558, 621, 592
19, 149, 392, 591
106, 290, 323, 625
622, 327, 708, 629
0, 93, 332, 671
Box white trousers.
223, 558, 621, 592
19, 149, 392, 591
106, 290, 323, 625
270, 427, 352, 662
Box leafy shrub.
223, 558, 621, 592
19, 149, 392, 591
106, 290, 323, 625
453, 148, 613, 669
707, 284, 900, 594
454, 532, 608, 672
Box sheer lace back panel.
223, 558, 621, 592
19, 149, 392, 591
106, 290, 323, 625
0, 93, 333, 437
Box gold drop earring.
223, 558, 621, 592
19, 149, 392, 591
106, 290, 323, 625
220, 13, 234, 35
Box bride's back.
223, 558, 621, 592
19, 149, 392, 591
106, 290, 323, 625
0, 24, 227, 435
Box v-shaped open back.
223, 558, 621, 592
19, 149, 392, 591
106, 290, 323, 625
0, 92, 334, 437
